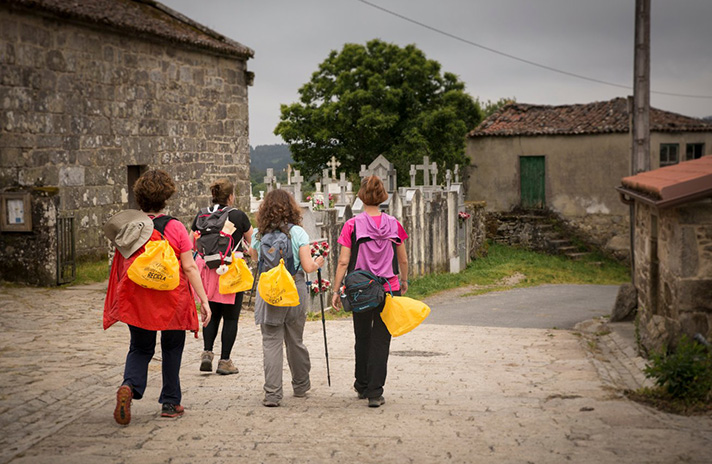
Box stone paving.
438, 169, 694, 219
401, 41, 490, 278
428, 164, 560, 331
0, 283, 711, 463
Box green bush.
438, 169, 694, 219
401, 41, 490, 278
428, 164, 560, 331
644, 335, 712, 402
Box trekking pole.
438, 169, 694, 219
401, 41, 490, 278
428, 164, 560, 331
317, 265, 331, 387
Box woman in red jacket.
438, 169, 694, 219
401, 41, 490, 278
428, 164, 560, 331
104, 169, 211, 425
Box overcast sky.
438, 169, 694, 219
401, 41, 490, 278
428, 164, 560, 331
160, 0, 712, 147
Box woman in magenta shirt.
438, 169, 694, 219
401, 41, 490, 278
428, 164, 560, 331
331, 176, 409, 408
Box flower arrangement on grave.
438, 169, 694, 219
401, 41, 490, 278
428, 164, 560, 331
306, 196, 326, 211
308, 240, 331, 295
310, 277, 331, 295
458, 210, 471, 225
328, 193, 335, 208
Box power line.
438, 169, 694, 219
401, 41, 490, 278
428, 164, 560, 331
356, 0, 712, 99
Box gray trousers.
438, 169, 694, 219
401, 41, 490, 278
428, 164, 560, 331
260, 312, 311, 402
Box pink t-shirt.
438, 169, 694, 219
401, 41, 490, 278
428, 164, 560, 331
149, 215, 192, 253
338, 214, 408, 291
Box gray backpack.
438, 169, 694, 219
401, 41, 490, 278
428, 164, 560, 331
194, 205, 236, 269
257, 225, 298, 275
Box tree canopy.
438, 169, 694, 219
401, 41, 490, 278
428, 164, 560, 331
274, 39, 483, 185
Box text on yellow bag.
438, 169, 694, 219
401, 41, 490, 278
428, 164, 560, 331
257, 258, 300, 307
381, 294, 431, 337
219, 253, 254, 294
127, 239, 180, 291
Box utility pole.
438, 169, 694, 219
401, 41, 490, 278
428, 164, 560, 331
632, 0, 651, 174
629, 0, 651, 286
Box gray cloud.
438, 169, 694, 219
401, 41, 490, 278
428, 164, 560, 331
160, 0, 712, 146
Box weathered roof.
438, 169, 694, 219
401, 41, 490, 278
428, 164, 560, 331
1, 0, 254, 59
469, 97, 712, 137
616, 155, 712, 208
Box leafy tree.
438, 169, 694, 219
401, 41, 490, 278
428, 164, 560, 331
275, 39, 483, 184
478, 97, 516, 118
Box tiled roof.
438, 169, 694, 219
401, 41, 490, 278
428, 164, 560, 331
2, 0, 254, 58
617, 155, 712, 208
469, 97, 712, 137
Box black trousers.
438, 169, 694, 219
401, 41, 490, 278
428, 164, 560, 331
122, 325, 185, 405
352, 290, 401, 399
203, 293, 244, 360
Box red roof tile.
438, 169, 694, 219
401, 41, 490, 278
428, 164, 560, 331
619, 156, 712, 206
2, 0, 254, 58
469, 97, 712, 137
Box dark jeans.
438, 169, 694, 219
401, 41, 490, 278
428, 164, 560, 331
123, 325, 185, 405
203, 293, 244, 360
352, 290, 401, 399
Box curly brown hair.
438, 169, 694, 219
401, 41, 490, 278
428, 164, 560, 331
210, 178, 234, 205
358, 175, 388, 206
256, 189, 302, 234
133, 169, 176, 213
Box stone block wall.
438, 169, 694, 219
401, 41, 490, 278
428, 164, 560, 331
635, 200, 712, 353
0, 6, 251, 261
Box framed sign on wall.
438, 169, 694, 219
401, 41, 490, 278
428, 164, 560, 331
1, 192, 32, 232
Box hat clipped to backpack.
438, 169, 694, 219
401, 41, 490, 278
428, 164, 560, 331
104, 210, 154, 258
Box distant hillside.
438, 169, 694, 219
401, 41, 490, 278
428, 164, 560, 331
250, 144, 294, 192
704, 115, 712, 122
250, 144, 293, 173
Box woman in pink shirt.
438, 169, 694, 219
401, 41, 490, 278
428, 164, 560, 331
192, 178, 253, 375
331, 176, 409, 408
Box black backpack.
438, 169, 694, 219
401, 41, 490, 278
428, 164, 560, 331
340, 222, 399, 313
194, 206, 237, 269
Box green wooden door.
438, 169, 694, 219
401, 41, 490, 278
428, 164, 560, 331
520, 156, 545, 209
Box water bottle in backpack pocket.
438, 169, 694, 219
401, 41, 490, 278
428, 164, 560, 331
194, 205, 236, 269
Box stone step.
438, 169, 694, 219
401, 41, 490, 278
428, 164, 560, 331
566, 252, 591, 260
548, 239, 571, 246
557, 246, 578, 253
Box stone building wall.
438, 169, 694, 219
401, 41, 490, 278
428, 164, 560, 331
0, 188, 59, 285
635, 200, 712, 353
0, 6, 251, 263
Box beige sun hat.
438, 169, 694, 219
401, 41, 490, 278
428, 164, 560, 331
103, 210, 154, 258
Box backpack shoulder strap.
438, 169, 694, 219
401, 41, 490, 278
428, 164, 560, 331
152, 215, 174, 235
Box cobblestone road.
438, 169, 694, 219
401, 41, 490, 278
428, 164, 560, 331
0, 283, 710, 463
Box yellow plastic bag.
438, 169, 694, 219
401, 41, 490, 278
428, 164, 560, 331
257, 258, 300, 307
381, 294, 431, 337
219, 254, 254, 294
127, 239, 180, 291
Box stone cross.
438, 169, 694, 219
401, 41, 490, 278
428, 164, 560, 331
338, 172, 349, 204
286, 164, 292, 184
386, 163, 397, 193
446, 169, 452, 189
292, 169, 304, 202
409, 165, 417, 188
327, 156, 341, 180
430, 163, 438, 187
359, 164, 372, 179
415, 156, 433, 187
264, 168, 275, 191
454, 164, 460, 183
322, 168, 330, 188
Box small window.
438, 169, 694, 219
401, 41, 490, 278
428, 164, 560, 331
660, 144, 679, 167
127, 165, 147, 209
686, 143, 705, 161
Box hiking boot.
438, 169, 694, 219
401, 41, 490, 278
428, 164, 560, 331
161, 403, 185, 418
216, 359, 239, 375
114, 385, 132, 425
368, 396, 385, 408
200, 351, 214, 372
357, 391, 367, 400
262, 398, 280, 407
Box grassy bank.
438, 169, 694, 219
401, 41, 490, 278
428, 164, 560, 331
407, 242, 630, 300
